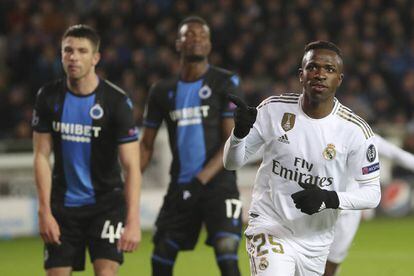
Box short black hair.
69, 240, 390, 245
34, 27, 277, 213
178, 16, 209, 35
304, 41, 342, 59
62, 24, 100, 52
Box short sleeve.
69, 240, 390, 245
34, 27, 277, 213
222, 74, 242, 118
348, 135, 380, 184
32, 87, 52, 133
114, 96, 139, 144
143, 83, 163, 129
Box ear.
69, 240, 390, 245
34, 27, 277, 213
338, 73, 344, 87
298, 68, 303, 83
92, 52, 101, 66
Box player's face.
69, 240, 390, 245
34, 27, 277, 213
299, 49, 343, 102
61, 37, 100, 80
176, 22, 211, 62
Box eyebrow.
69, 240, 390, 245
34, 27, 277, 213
63, 45, 90, 51
306, 61, 336, 67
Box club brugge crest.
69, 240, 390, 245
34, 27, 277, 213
198, 85, 212, 99
90, 103, 104, 120
281, 113, 295, 131
323, 143, 336, 160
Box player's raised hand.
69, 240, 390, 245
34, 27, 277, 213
228, 94, 257, 138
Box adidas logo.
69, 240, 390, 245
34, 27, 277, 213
318, 202, 326, 212
277, 134, 289, 144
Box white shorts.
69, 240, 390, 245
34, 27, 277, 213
327, 210, 361, 263
246, 233, 327, 276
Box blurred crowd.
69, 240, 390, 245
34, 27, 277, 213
1, 0, 414, 142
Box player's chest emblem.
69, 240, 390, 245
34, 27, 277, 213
281, 113, 296, 131
323, 143, 336, 160
198, 85, 212, 99
90, 103, 104, 120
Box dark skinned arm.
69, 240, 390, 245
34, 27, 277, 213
196, 118, 234, 184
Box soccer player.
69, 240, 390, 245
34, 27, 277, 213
223, 41, 381, 276
32, 25, 141, 276
325, 134, 414, 276
140, 16, 243, 276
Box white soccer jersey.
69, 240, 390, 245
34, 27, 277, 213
328, 133, 414, 263
376, 135, 414, 171
224, 93, 381, 257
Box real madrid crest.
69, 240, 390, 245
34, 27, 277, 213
258, 257, 269, 271
281, 113, 295, 132
323, 143, 336, 160
90, 103, 104, 120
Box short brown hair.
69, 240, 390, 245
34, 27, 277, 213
62, 24, 100, 52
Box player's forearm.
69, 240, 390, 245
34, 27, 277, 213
223, 131, 248, 170
337, 181, 381, 210
139, 141, 153, 172
123, 165, 141, 226
34, 153, 53, 214
196, 146, 225, 184
386, 146, 414, 171
223, 126, 264, 170
376, 135, 414, 171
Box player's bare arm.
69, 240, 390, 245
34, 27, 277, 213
196, 118, 234, 184
139, 127, 158, 172
118, 141, 142, 252
33, 132, 61, 245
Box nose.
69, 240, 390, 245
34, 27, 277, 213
193, 35, 202, 43
69, 51, 78, 61
314, 68, 327, 80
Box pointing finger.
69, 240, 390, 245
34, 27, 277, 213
228, 94, 248, 110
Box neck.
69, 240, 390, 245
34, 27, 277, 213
301, 94, 335, 119
67, 71, 99, 95
180, 60, 209, 82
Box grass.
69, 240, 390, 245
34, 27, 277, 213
0, 217, 413, 275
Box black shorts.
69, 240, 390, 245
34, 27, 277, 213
45, 198, 126, 271
154, 177, 242, 250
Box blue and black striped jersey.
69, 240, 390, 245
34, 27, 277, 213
32, 78, 138, 207
144, 65, 242, 185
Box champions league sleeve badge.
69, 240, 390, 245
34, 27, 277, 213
90, 103, 104, 120
323, 143, 336, 160
366, 144, 376, 162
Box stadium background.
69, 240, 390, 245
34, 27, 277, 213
0, 0, 413, 275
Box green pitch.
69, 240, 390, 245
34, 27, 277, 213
0, 217, 412, 275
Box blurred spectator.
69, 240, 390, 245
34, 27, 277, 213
1, 0, 413, 142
